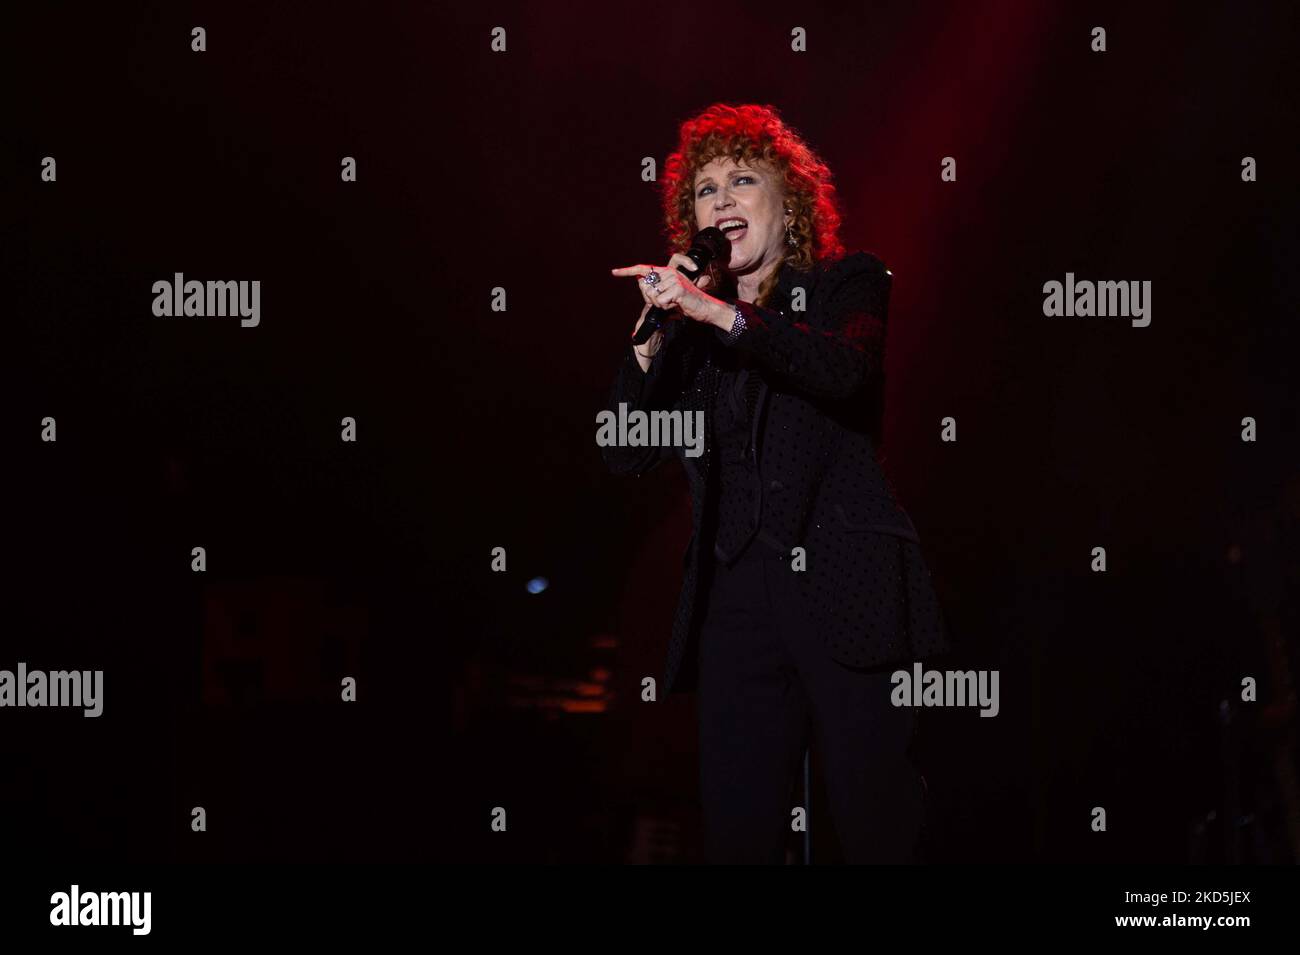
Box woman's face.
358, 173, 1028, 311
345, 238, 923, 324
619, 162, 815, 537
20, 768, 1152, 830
692, 156, 789, 275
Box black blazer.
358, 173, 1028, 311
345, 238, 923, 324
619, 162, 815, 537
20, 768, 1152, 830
603, 250, 951, 694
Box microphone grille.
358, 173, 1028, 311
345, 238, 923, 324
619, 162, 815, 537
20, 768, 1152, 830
690, 226, 731, 266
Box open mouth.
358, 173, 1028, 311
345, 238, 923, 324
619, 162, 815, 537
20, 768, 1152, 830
717, 218, 748, 240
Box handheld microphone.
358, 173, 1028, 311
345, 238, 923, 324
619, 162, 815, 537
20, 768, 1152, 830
630, 226, 731, 346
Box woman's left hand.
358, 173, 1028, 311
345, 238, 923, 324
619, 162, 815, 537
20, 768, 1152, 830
610, 254, 730, 327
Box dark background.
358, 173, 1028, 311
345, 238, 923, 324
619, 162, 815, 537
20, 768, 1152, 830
4, 0, 1297, 862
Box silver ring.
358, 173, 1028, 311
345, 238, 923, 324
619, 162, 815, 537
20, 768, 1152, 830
643, 271, 661, 287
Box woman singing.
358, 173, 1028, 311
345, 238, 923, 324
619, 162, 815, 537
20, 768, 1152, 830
603, 103, 951, 863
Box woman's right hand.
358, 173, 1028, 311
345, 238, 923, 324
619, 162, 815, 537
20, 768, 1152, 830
626, 264, 713, 371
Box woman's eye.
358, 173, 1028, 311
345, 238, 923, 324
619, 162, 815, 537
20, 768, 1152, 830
698, 176, 753, 197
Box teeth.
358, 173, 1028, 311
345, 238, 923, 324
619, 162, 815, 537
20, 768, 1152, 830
718, 219, 746, 230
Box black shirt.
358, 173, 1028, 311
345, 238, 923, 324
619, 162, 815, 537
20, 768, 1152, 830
709, 343, 784, 564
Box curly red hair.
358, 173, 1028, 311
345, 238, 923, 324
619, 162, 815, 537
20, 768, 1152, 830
661, 103, 846, 307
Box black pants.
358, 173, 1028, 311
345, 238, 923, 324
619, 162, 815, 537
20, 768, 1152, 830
696, 537, 924, 864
